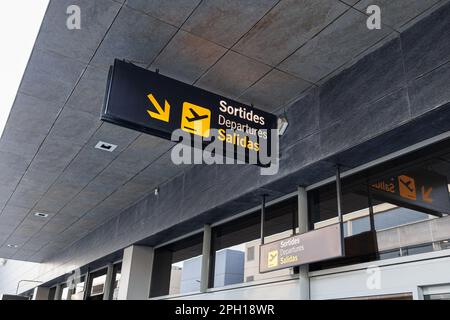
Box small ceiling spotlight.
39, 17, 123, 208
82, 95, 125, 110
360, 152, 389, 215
95, 141, 117, 152
154, 187, 160, 196
34, 212, 49, 218
277, 116, 289, 136
7, 244, 18, 249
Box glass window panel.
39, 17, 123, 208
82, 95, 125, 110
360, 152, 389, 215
247, 246, 255, 261
404, 244, 434, 256
70, 278, 85, 300
150, 233, 203, 298
425, 293, 450, 300
61, 287, 68, 300
440, 240, 450, 250
210, 197, 298, 289
90, 274, 106, 297
309, 139, 450, 271
112, 264, 121, 300
379, 250, 401, 260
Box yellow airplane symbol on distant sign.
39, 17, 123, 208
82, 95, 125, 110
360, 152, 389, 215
267, 250, 278, 268
146, 94, 170, 122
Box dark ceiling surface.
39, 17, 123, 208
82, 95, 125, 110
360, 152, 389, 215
0, 0, 445, 262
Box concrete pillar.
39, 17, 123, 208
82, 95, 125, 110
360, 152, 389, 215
200, 225, 211, 293
117, 245, 154, 300
298, 186, 310, 300
32, 286, 50, 300
54, 284, 62, 300
103, 264, 114, 300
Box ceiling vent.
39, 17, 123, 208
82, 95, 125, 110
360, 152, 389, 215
34, 212, 49, 218
95, 141, 117, 152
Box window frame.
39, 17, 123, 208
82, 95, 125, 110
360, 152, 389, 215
246, 246, 255, 262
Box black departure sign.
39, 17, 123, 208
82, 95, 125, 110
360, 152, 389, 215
370, 169, 450, 216
101, 60, 277, 164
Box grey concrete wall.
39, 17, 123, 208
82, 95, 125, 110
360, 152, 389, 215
2, 1, 450, 293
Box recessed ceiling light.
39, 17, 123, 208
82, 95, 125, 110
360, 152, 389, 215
7, 244, 18, 249
34, 212, 49, 218
95, 141, 117, 152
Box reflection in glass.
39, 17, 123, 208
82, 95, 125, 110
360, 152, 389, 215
112, 264, 121, 300
150, 233, 203, 298
90, 274, 106, 297
70, 280, 85, 300
61, 287, 68, 300
210, 198, 298, 289
308, 142, 450, 271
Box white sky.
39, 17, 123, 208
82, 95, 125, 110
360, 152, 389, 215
0, 0, 49, 137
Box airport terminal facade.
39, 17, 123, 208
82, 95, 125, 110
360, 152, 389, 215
1, 1, 450, 300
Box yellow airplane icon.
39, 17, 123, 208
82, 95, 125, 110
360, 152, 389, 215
181, 102, 211, 137
267, 250, 278, 268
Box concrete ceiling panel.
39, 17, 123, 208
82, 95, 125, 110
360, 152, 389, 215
91, 6, 178, 68
278, 8, 392, 83
125, 0, 201, 26
196, 50, 272, 98
65, 65, 110, 116
183, 0, 278, 47
47, 108, 102, 147
35, 0, 122, 62
233, 0, 350, 65
239, 68, 312, 112
354, 0, 441, 30
152, 30, 227, 84
19, 48, 86, 104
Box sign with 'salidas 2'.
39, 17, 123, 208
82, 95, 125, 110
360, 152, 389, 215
370, 169, 450, 216
101, 60, 277, 165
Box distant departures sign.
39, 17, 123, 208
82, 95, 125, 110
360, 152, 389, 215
370, 169, 450, 216
259, 225, 343, 273
101, 60, 277, 166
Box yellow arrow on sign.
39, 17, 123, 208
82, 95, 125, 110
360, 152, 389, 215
422, 186, 433, 203
146, 94, 170, 122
